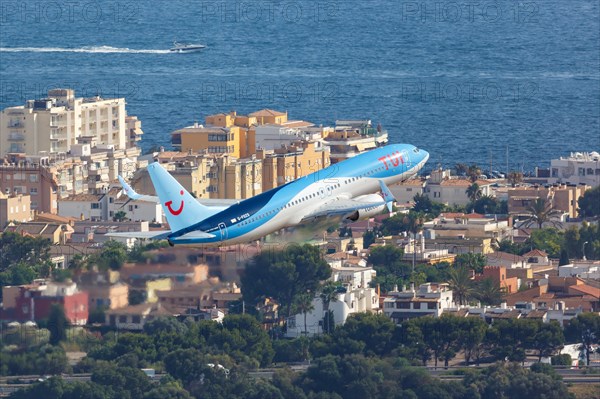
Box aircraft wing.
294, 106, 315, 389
300, 180, 396, 222
104, 230, 215, 240
105, 230, 173, 240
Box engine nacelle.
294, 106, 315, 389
344, 194, 386, 222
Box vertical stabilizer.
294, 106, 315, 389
147, 162, 210, 231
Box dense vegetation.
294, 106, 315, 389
5, 311, 592, 398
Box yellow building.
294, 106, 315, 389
174, 125, 245, 159
258, 141, 330, 190
248, 109, 288, 125
508, 184, 589, 219
0, 192, 32, 228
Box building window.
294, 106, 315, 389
118, 315, 127, 323
551, 168, 558, 177
132, 316, 141, 324
398, 302, 410, 309
91, 203, 100, 209
30, 188, 38, 195
287, 316, 296, 329
29, 174, 38, 182
578, 168, 585, 176
427, 302, 437, 309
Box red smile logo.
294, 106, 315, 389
165, 190, 185, 216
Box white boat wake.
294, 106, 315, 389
0, 46, 171, 54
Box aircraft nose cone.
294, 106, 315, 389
421, 150, 430, 163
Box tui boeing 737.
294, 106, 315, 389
111, 144, 429, 246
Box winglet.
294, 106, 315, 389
118, 175, 141, 200
379, 180, 396, 213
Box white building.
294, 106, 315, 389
58, 187, 162, 223
391, 169, 496, 207
559, 262, 600, 279
254, 121, 326, 150
423, 213, 511, 241
285, 262, 379, 338
383, 283, 455, 323
548, 152, 600, 187
0, 89, 140, 156
486, 251, 530, 269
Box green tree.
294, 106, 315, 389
368, 246, 411, 292
507, 171, 524, 187
412, 194, 445, 217
113, 210, 128, 222
296, 292, 315, 336
89, 240, 128, 271
578, 186, 600, 217
241, 244, 331, 318
519, 198, 563, 229
466, 164, 481, 182
362, 230, 376, 249
48, 304, 68, 345
558, 249, 570, 266
454, 253, 486, 274
447, 266, 474, 305
474, 278, 503, 306
319, 282, 340, 334
465, 183, 482, 203
527, 228, 564, 258
532, 321, 564, 361
454, 163, 468, 177
564, 313, 600, 366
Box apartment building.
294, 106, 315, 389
258, 140, 330, 190
547, 152, 600, 187
323, 120, 388, 164
286, 262, 379, 338
508, 183, 589, 219
383, 283, 455, 323
0, 192, 32, 227
0, 161, 58, 213
0, 89, 135, 156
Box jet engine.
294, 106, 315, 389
344, 194, 386, 222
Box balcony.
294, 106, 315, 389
8, 121, 24, 128
50, 131, 67, 140
7, 133, 25, 141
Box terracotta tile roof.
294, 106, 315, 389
523, 249, 548, 257
568, 285, 600, 299
249, 109, 286, 117
486, 251, 526, 263
59, 193, 103, 202
439, 179, 493, 187
488, 310, 521, 319
524, 310, 547, 319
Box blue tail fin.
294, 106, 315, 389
147, 162, 210, 231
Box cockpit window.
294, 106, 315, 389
413, 148, 419, 153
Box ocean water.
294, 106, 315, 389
0, 0, 598, 171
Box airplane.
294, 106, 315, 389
111, 143, 429, 246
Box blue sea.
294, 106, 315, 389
0, 0, 598, 172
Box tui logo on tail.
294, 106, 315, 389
165, 190, 185, 216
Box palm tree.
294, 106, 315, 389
403, 212, 425, 273
296, 292, 315, 336
474, 278, 503, 306
466, 164, 481, 183
454, 163, 468, 177
465, 183, 482, 203
520, 198, 563, 229
319, 282, 340, 334
447, 266, 474, 306
507, 171, 524, 187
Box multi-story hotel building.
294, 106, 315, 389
0, 89, 138, 156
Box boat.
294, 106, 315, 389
169, 41, 205, 53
